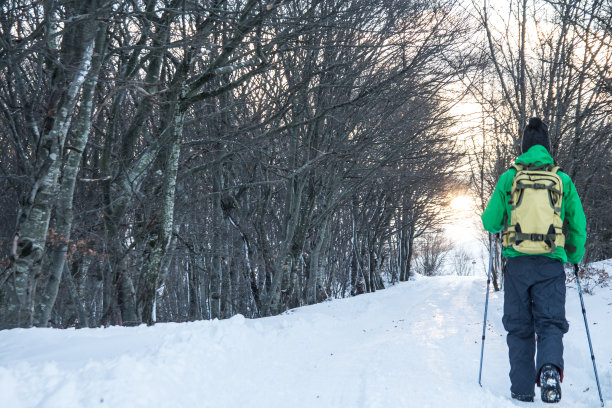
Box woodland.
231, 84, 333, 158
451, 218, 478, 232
0, 0, 610, 329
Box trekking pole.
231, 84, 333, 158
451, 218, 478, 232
574, 264, 605, 407
478, 233, 494, 387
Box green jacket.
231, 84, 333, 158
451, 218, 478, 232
481, 145, 587, 264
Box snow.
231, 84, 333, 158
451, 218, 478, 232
1, 262, 611, 407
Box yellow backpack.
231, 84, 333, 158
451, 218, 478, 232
502, 162, 565, 254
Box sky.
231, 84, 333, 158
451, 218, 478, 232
442, 193, 488, 276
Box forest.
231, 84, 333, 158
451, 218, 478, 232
0, 0, 610, 329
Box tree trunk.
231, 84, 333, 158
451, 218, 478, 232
210, 167, 223, 319
62, 262, 90, 328
137, 108, 183, 325
306, 218, 330, 305
3, 35, 95, 329
34, 25, 106, 327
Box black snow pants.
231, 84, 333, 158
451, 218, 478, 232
502, 255, 569, 398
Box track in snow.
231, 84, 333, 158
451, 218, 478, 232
0, 273, 610, 407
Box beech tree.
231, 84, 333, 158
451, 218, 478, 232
0, 0, 479, 328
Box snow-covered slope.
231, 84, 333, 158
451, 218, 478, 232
1, 262, 611, 408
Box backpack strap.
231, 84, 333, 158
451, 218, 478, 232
516, 161, 554, 171
516, 161, 562, 172
512, 232, 558, 243
514, 181, 562, 194
510, 232, 560, 253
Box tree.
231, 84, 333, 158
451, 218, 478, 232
0, 0, 482, 328
468, 0, 612, 282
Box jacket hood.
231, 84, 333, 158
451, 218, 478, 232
515, 145, 554, 166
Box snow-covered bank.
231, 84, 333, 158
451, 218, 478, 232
1, 264, 611, 408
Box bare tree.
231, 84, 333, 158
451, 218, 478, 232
0, 0, 482, 328
468, 0, 612, 282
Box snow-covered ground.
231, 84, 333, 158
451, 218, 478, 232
1, 260, 610, 408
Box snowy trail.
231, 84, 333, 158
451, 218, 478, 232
0, 271, 610, 408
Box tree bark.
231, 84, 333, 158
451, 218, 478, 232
34, 24, 106, 327
4, 26, 95, 329
137, 107, 184, 325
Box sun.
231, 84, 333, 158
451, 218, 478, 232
450, 195, 473, 212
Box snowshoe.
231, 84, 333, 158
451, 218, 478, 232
539, 364, 561, 403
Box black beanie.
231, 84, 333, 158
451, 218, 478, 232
521, 117, 550, 153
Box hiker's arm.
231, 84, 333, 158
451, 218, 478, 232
481, 173, 510, 234
563, 177, 587, 264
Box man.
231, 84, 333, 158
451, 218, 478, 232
481, 117, 587, 403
